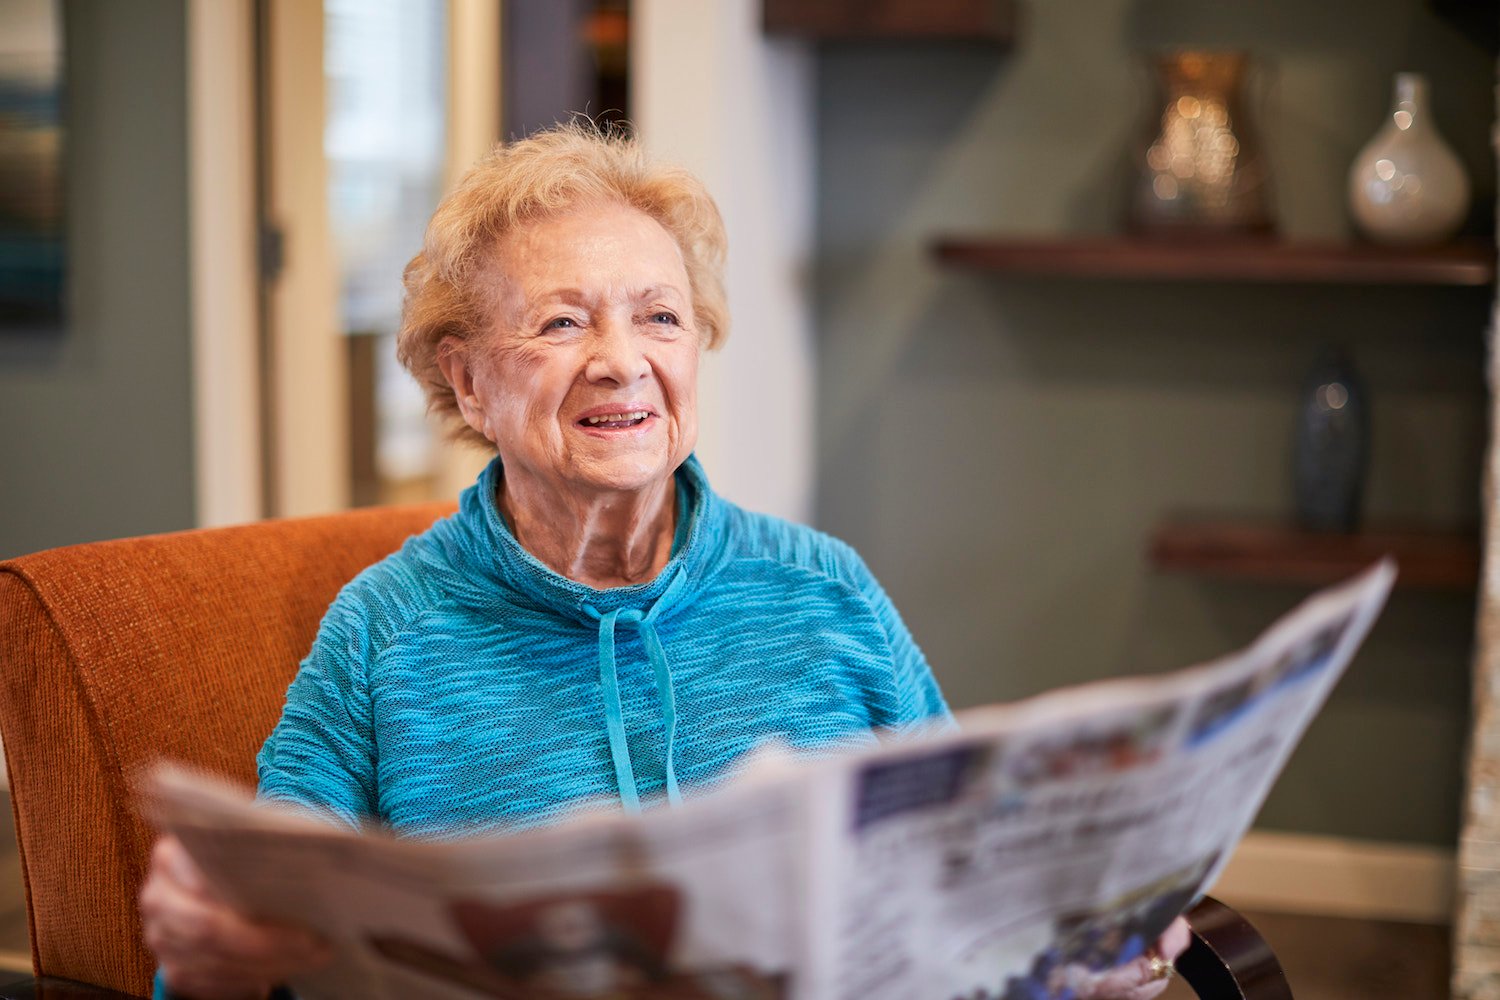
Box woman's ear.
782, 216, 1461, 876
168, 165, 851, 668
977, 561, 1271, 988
437, 336, 488, 438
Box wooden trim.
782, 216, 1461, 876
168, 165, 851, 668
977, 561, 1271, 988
932, 236, 1498, 286
763, 0, 1015, 43
445, 0, 501, 191
187, 0, 262, 527
429, 0, 504, 502
1148, 515, 1480, 591
1211, 831, 1454, 924
261, 0, 348, 516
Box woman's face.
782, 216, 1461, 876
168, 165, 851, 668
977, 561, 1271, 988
443, 201, 700, 500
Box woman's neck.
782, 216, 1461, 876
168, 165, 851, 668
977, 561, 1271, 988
497, 473, 678, 590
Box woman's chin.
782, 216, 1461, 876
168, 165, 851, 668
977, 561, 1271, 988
566, 453, 677, 496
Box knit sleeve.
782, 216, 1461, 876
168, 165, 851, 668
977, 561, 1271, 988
256, 590, 380, 830
844, 549, 954, 733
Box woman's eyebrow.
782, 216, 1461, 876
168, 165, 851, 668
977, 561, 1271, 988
535, 287, 588, 304
518, 285, 684, 318
636, 284, 686, 302
530, 285, 682, 303
514, 288, 589, 317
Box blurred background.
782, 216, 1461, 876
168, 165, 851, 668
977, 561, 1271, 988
0, 0, 1495, 995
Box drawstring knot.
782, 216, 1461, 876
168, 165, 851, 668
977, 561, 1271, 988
583, 568, 688, 813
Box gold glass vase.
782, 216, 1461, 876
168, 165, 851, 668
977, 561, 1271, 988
1127, 51, 1274, 237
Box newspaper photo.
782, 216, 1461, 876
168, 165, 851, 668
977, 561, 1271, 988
144, 560, 1396, 1000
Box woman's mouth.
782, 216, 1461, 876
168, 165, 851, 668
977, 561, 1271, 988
578, 410, 652, 430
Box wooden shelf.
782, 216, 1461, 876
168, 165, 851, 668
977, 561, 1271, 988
932, 236, 1497, 286
1148, 515, 1481, 590
763, 0, 1015, 43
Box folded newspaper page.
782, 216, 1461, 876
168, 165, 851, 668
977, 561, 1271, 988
143, 560, 1395, 1000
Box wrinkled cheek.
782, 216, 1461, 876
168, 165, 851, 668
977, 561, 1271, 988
485, 402, 542, 459
677, 372, 700, 452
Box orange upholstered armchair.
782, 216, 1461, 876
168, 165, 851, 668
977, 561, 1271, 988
0, 504, 1291, 999
0, 502, 454, 997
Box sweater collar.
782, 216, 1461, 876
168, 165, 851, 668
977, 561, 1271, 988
443, 453, 726, 626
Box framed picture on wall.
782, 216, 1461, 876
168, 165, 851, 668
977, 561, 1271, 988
0, 0, 64, 333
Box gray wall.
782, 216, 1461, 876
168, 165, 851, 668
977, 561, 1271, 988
815, 0, 1493, 847
0, 0, 196, 559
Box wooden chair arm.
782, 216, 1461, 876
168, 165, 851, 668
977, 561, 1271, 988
1179, 896, 1293, 999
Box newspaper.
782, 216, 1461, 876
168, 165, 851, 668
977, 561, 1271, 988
144, 560, 1395, 1000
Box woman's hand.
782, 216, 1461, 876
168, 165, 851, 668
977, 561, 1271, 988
1074, 916, 1192, 1000
139, 835, 332, 1000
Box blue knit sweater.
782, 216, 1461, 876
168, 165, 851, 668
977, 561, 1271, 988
255, 455, 950, 838
156, 457, 949, 998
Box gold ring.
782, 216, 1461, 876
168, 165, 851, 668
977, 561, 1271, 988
1147, 954, 1175, 981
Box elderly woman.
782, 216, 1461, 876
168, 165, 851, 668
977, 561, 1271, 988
140, 124, 1187, 1000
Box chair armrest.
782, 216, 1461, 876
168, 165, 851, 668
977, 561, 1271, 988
1179, 896, 1293, 1000
0, 977, 145, 999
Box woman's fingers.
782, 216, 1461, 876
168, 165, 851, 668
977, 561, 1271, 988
140, 836, 331, 999
143, 875, 327, 966
145, 891, 330, 997
1155, 915, 1192, 962
1073, 916, 1195, 1000
1075, 955, 1176, 1000
151, 835, 209, 897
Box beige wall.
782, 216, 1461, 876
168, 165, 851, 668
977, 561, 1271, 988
633, 0, 818, 523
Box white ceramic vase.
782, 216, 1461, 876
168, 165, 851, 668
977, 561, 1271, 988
1348, 73, 1470, 246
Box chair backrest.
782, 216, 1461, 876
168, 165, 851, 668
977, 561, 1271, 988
0, 502, 455, 995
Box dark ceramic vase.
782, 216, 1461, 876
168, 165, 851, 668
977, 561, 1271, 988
1293, 350, 1368, 532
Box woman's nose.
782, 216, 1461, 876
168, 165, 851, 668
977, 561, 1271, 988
585, 319, 649, 385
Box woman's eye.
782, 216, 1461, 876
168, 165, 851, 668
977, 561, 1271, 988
544, 317, 578, 331
648, 312, 678, 325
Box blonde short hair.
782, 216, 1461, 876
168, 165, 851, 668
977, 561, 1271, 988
397, 121, 729, 449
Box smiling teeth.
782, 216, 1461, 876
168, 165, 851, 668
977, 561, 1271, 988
585, 411, 649, 424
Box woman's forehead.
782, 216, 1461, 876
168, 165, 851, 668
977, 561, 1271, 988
494, 202, 690, 294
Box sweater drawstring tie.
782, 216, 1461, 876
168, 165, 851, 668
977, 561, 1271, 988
584, 567, 687, 814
